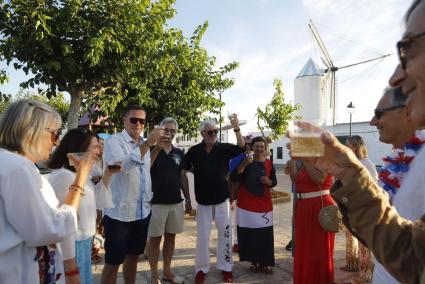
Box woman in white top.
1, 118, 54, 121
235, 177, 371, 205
0, 99, 93, 283
48, 128, 119, 284
344, 135, 378, 282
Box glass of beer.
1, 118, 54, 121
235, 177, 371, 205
288, 120, 324, 157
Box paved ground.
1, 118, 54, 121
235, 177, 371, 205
92, 169, 362, 283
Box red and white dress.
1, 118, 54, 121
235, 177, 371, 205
235, 159, 277, 266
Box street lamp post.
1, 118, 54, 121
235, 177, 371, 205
346, 102, 355, 137
219, 91, 222, 142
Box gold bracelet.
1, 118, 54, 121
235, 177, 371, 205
69, 184, 85, 196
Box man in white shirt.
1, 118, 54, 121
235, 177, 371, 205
101, 104, 162, 284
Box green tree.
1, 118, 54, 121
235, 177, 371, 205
0, 0, 237, 132
16, 89, 70, 123
0, 93, 12, 114
87, 22, 237, 136
256, 79, 300, 140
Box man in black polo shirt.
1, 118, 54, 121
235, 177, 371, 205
147, 117, 192, 284
183, 117, 245, 284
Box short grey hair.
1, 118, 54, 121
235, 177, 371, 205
160, 117, 178, 129
0, 99, 61, 161
199, 120, 216, 132
383, 86, 406, 107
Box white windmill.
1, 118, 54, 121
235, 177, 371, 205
298, 19, 392, 126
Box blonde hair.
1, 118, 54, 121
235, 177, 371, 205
0, 99, 61, 161
346, 135, 368, 159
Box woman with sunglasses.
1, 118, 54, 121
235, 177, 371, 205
231, 136, 277, 274
343, 135, 378, 282
48, 129, 120, 284
0, 99, 93, 283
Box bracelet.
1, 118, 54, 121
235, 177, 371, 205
69, 184, 85, 196
64, 267, 79, 276
185, 199, 191, 202
233, 128, 240, 132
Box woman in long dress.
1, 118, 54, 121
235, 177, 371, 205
292, 160, 335, 284
342, 135, 377, 282
233, 136, 277, 273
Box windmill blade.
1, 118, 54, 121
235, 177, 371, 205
309, 19, 334, 68
321, 56, 331, 73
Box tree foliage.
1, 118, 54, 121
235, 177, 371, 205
16, 89, 70, 123
256, 79, 300, 141
0, 0, 238, 133
0, 88, 70, 122
87, 22, 237, 136
0, 93, 12, 114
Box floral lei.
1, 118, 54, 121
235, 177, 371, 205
378, 130, 425, 202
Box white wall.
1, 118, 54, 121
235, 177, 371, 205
294, 75, 325, 124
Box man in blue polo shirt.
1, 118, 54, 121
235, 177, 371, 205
147, 117, 192, 284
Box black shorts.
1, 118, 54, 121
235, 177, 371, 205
102, 214, 151, 265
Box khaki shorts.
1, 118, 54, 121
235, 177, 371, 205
148, 203, 184, 237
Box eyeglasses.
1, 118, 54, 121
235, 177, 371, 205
204, 129, 218, 136
129, 117, 146, 125
164, 128, 176, 134
374, 105, 405, 120
397, 31, 425, 69
45, 128, 62, 143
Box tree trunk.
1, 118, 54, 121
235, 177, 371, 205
67, 90, 84, 130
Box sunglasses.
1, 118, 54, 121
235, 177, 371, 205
397, 31, 425, 69
204, 129, 218, 136
374, 105, 405, 120
129, 117, 146, 125
45, 128, 62, 143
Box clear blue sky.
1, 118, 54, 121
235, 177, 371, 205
0, 0, 412, 126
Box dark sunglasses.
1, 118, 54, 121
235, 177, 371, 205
205, 129, 218, 136
374, 105, 405, 120
129, 117, 146, 125
45, 128, 62, 142
397, 31, 425, 69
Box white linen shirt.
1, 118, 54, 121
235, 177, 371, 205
103, 129, 152, 222
48, 168, 113, 260
0, 149, 77, 284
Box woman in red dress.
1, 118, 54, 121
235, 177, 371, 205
291, 160, 335, 284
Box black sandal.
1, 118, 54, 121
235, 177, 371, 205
249, 263, 259, 273
259, 265, 273, 274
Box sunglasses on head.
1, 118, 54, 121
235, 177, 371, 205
205, 129, 218, 136
45, 128, 62, 143
374, 105, 405, 120
129, 117, 146, 125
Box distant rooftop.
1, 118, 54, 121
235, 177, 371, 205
296, 57, 324, 78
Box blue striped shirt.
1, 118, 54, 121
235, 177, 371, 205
103, 130, 152, 222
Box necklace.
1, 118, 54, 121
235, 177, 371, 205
378, 130, 425, 202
